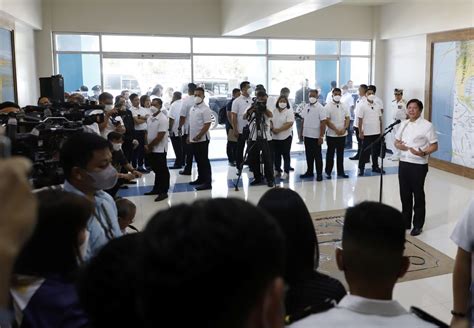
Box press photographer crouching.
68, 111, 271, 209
244, 90, 275, 187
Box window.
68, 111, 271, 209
340, 57, 370, 86
55, 34, 100, 52
193, 38, 266, 54
101, 35, 190, 53
57, 54, 101, 93
268, 60, 315, 97
269, 39, 314, 55
315, 41, 338, 55
341, 41, 371, 56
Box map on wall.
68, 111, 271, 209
0, 28, 15, 103
431, 40, 474, 169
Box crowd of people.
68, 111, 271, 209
0, 152, 472, 327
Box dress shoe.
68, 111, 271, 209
325, 172, 332, 179
229, 161, 236, 167
349, 156, 359, 160
316, 175, 323, 181
289, 167, 295, 171
358, 169, 364, 176
250, 179, 263, 186
338, 173, 349, 178
169, 165, 182, 169
267, 180, 275, 187
195, 184, 212, 191
299, 173, 314, 178
179, 170, 192, 176
144, 190, 159, 196
372, 167, 386, 174
154, 193, 168, 202
410, 228, 423, 236
125, 180, 137, 185
189, 180, 202, 186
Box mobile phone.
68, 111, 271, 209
0, 135, 11, 158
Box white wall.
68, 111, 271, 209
14, 21, 39, 106
248, 4, 374, 39
0, 0, 42, 29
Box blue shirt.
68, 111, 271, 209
63, 181, 122, 260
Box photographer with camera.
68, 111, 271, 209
244, 90, 274, 187
98, 92, 125, 139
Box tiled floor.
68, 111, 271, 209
119, 144, 474, 325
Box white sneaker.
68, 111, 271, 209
281, 172, 289, 180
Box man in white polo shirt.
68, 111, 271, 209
389, 88, 407, 161
349, 84, 368, 161
325, 88, 350, 179
145, 104, 170, 202
178, 83, 197, 176
357, 88, 383, 176
130, 93, 150, 173
231, 81, 253, 174
394, 99, 438, 236
299, 89, 327, 181
188, 87, 213, 191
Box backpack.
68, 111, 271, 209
218, 106, 227, 125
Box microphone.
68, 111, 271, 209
386, 119, 401, 130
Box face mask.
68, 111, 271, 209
194, 97, 203, 105
112, 143, 122, 151
78, 230, 90, 263
333, 95, 342, 102
309, 97, 318, 104
246, 88, 253, 96
150, 106, 159, 114
86, 164, 118, 191
278, 102, 287, 109
367, 95, 376, 102
104, 104, 114, 111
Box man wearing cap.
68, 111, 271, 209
389, 89, 407, 161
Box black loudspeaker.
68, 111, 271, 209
39, 75, 65, 103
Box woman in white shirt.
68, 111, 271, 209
394, 99, 438, 236
271, 96, 295, 178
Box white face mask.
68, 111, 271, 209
104, 104, 114, 111
278, 102, 287, 109
246, 88, 253, 96
367, 94, 376, 102
333, 95, 342, 102
112, 143, 122, 151
194, 97, 203, 105
309, 97, 318, 104
150, 106, 159, 114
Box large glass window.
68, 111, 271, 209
193, 56, 267, 94
315, 40, 338, 55
268, 60, 315, 98
340, 57, 370, 86
55, 34, 100, 52
269, 39, 314, 55
57, 54, 101, 93
193, 38, 266, 54
341, 41, 371, 56
102, 58, 191, 97
102, 35, 190, 53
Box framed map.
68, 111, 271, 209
0, 27, 16, 103
425, 28, 474, 179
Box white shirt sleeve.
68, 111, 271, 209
203, 108, 212, 124
451, 198, 474, 252
427, 124, 438, 144
287, 109, 295, 123
344, 105, 351, 118
231, 99, 239, 114
319, 107, 327, 121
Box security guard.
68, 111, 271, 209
389, 88, 407, 161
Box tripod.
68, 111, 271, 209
360, 125, 394, 203
233, 110, 272, 191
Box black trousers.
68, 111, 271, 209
236, 133, 246, 170
170, 135, 183, 167
192, 140, 212, 185
353, 127, 362, 158
358, 134, 381, 170
122, 138, 134, 163
399, 161, 428, 229
181, 134, 193, 173
326, 136, 345, 175
304, 137, 323, 176
226, 126, 237, 163
248, 139, 274, 182
132, 130, 146, 168
273, 136, 292, 173
345, 120, 353, 148
148, 152, 170, 194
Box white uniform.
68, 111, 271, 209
131, 106, 149, 131
168, 99, 183, 137
189, 102, 212, 143
271, 107, 294, 140
101, 115, 124, 139
231, 95, 252, 134
341, 92, 354, 117
357, 101, 383, 136
451, 197, 474, 281
300, 103, 327, 139
395, 117, 437, 165
353, 96, 366, 128
179, 95, 195, 135
147, 112, 169, 153
289, 295, 436, 328
390, 99, 407, 160
325, 101, 350, 138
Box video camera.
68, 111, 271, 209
1, 103, 105, 188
